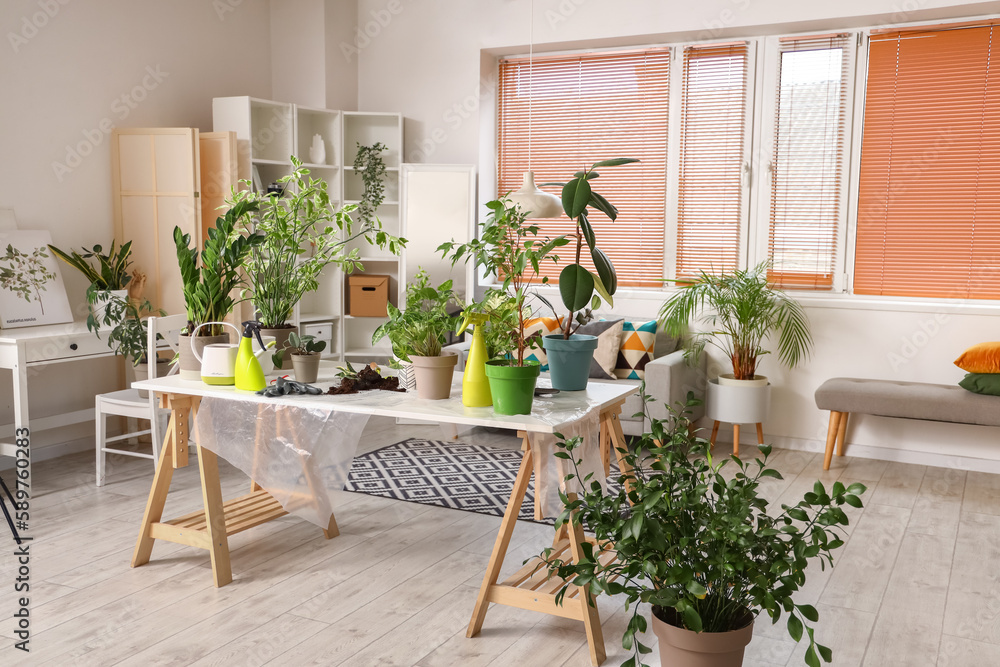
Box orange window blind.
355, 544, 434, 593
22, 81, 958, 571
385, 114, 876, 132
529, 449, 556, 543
768, 35, 852, 291
855, 24, 1000, 299
675, 42, 750, 278
496, 48, 670, 287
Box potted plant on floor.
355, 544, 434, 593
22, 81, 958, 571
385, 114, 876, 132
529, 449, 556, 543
539, 158, 639, 391
372, 268, 461, 398
99, 295, 167, 398
174, 200, 267, 379
282, 331, 326, 383
47, 240, 135, 328
657, 261, 813, 432
439, 198, 567, 415
229, 156, 404, 368
544, 395, 866, 667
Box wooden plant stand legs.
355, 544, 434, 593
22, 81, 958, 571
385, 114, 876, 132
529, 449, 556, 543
131, 392, 338, 587
467, 402, 629, 667
709, 420, 765, 457
823, 411, 850, 470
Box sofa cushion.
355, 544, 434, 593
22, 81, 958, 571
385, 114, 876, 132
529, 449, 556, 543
615, 319, 658, 380
955, 341, 1000, 374
577, 318, 624, 380
522, 317, 562, 370
959, 373, 1000, 397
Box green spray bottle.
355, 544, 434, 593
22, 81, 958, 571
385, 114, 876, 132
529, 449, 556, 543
235, 320, 267, 392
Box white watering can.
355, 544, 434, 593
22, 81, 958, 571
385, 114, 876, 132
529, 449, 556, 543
190, 322, 271, 386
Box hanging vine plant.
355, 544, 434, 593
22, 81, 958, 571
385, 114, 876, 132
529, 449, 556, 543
353, 141, 388, 226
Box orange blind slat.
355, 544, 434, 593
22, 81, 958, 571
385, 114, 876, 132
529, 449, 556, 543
855, 25, 1000, 299
497, 48, 670, 287
767, 35, 851, 290
676, 43, 749, 277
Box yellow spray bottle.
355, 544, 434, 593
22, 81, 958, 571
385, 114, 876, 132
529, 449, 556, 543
235, 320, 267, 392
459, 312, 492, 407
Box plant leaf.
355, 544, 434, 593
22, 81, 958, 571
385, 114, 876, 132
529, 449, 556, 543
559, 264, 595, 312
591, 247, 617, 295
561, 178, 592, 219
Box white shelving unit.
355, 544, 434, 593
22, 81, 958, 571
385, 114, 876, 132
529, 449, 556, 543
213, 99, 404, 362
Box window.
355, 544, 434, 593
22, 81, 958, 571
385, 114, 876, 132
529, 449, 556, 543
765, 35, 853, 291
855, 23, 1000, 299
496, 48, 670, 286
675, 42, 751, 278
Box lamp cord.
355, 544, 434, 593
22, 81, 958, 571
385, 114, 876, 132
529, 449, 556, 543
527, 0, 533, 173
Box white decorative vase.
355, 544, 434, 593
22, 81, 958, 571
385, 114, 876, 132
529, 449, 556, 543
309, 134, 326, 165
706, 377, 771, 424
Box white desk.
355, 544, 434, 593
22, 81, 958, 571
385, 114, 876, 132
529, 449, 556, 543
130, 372, 636, 666
0, 321, 115, 459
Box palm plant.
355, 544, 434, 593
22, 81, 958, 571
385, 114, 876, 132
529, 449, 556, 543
658, 261, 813, 380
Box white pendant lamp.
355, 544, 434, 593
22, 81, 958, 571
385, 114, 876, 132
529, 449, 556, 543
506, 0, 562, 220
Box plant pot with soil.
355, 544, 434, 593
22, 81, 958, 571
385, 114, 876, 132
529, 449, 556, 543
283, 331, 326, 383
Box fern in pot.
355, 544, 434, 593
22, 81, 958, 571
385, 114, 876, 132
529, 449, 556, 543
544, 395, 866, 667
372, 268, 460, 399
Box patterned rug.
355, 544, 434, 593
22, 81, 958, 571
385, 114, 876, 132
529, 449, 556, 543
345, 438, 568, 523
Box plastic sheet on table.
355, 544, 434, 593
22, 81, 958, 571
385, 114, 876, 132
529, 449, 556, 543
195, 397, 370, 528
529, 410, 603, 519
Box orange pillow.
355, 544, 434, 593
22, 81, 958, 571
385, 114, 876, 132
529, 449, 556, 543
954, 342, 1000, 373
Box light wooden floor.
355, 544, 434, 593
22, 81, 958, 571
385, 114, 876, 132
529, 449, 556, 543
2, 418, 999, 666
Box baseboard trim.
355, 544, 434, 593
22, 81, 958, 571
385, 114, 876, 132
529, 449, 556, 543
0, 435, 93, 471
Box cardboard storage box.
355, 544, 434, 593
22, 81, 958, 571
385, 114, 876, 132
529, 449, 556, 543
348, 274, 390, 317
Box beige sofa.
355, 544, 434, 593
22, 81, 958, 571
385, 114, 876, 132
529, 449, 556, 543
444, 326, 706, 437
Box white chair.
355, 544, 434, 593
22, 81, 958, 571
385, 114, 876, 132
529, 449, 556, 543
95, 314, 187, 487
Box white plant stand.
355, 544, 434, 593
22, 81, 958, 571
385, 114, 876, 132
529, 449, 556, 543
705, 377, 772, 456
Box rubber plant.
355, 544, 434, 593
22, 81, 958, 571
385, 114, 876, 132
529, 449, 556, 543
544, 393, 866, 667
542, 158, 639, 338
657, 261, 813, 380
439, 197, 568, 366
174, 199, 267, 337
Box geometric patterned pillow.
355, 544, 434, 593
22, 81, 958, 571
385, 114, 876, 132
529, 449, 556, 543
614, 319, 658, 380
522, 317, 563, 371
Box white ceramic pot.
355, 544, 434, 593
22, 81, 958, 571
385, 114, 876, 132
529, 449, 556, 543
90, 289, 129, 327
717, 373, 769, 387
706, 377, 772, 424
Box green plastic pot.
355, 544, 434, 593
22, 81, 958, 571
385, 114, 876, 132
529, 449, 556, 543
484, 360, 541, 415
542, 334, 598, 391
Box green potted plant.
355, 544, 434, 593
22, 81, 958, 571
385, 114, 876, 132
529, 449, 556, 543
439, 198, 567, 415
283, 331, 326, 384
539, 158, 638, 391
372, 268, 461, 399
353, 142, 388, 226
174, 200, 266, 379
97, 295, 166, 398
544, 395, 866, 667
229, 156, 404, 368
47, 240, 135, 327
657, 261, 813, 430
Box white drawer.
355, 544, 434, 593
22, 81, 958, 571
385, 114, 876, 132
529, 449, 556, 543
303, 323, 333, 340
24, 331, 110, 363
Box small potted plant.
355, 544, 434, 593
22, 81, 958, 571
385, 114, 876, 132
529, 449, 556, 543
47, 240, 134, 326
283, 331, 327, 383
372, 268, 461, 399
229, 156, 404, 368
544, 395, 866, 667
174, 200, 266, 379
657, 261, 813, 429
440, 198, 567, 415
539, 158, 638, 390
353, 142, 388, 226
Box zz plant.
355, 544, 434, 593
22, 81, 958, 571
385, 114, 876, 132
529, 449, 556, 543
544, 394, 865, 667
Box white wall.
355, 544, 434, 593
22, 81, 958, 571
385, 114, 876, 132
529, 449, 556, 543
0, 0, 273, 456
356, 0, 1000, 466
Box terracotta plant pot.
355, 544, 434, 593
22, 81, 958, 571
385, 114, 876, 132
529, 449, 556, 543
178, 333, 230, 380
290, 352, 321, 383
261, 325, 298, 370
133, 358, 170, 399
410, 352, 458, 400
651, 606, 754, 667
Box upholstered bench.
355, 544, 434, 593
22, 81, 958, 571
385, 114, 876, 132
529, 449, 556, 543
815, 377, 1000, 469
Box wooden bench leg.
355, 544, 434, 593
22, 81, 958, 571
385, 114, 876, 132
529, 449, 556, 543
823, 411, 842, 470
836, 412, 849, 458
709, 420, 720, 448
756, 423, 764, 445
733, 424, 740, 457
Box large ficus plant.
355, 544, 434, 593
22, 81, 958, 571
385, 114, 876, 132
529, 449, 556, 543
544, 394, 865, 667
542, 158, 638, 338
658, 261, 813, 381
174, 200, 266, 337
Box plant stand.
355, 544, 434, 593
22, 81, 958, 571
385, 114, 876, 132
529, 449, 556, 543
467, 399, 634, 667
706, 378, 772, 457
